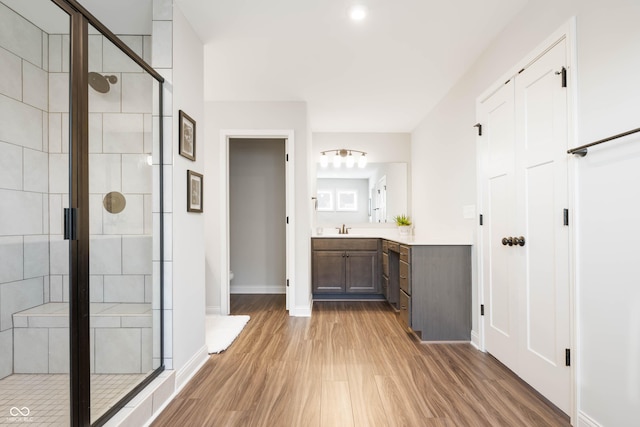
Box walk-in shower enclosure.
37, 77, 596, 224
0, 0, 164, 425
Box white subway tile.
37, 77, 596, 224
0, 46, 22, 101
90, 275, 104, 303
49, 275, 63, 302
151, 21, 172, 68
104, 275, 145, 303
0, 277, 43, 331
22, 60, 47, 111
23, 148, 48, 193
103, 113, 145, 153
24, 235, 49, 279
0, 94, 43, 150
13, 327, 48, 373
48, 113, 62, 153
49, 153, 69, 194
89, 194, 104, 235
0, 236, 23, 284
88, 35, 103, 72
61, 35, 70, 73
89, 153, 121, 193
95, 328, 141, 373
153, 0, 173, 20
144, 194, 153, 235
49, 235, 69, 275
48, 34, 62, 72
0, 330, 11, 378
0, 141, 23, 190
90, 235, 122, 275
0, 189, 43, 235
122, 73, 153, 113
48, 328, 70, 373
61, 113, 69, 153
143, 36, 152, 64
103, 37, 142, 73
0, 3, 42, 67
122, 236, 153, 275
49, 195, 63, 235
89, 113, 103, 153
42, 112, 48, 152
122, 154, 152, 193
49, 73, 69, 113
41, 33, 48, 72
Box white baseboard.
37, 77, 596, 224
175, 345, 209, 392
577, 411, 602, 427
289, 304, 312, 317
470, 330, 481, 350
206, 305, 221, 315
230, 285, 286, 294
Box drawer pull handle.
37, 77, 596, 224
401, 305, 407, 309
400, 275, 406, 279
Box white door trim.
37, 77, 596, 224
219, 129, 296, 315
476, 17, 577, 423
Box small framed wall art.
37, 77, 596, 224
187, 170, 203, 213
179, 110, 196, 161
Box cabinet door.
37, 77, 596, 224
312, 251, 345, 293
345, 250, 378, 293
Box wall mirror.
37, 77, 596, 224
316, 162, 408, 225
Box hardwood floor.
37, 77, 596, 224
152, 295, 570, 426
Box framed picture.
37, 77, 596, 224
179, 110, 196, 161
316, 190, 334, 211
336, 190, 358, 211
187, 170, 203, 212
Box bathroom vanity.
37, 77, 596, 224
312, 235, 471, 341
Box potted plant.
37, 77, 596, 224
393, 214, 412, 236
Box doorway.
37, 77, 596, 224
229, 139, 286, 303
219, 131, 295, 315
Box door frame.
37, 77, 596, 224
219, 130, 295, 314
475, 18, 578, 423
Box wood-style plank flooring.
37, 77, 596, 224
152, 295, 570, 426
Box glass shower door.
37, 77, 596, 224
87, 24, 162, 423
0, 0, 71, 424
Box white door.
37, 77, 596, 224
478, 80, 519, 370
514, 39, 570, 412
479, 39, 570, 414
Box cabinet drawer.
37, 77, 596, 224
399, 260, 410, 294
387, 241, 400, 253
382, 252, 389, 277
400, 245, 410, 263
382, 240, 389, 253
399, 290, 411, 330
312, 238, 378, 251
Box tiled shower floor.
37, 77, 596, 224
0, 373, 146, 426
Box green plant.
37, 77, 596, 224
393, 214, 412, 226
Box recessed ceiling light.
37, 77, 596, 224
349, 5, 367, 21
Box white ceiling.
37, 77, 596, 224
176, 0, 528, 132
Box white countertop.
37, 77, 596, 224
312, 228, 472, 246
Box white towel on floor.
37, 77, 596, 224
205, 314, 250, 354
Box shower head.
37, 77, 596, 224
88, 72, 117, 93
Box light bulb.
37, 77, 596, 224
346, 152, 355, 168
332, 152, 342, 168
319, 153, 329, 168
358, 153, 367, 168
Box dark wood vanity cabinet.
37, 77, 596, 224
312, 238, 380, 294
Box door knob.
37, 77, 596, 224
514, 236, 526, 246
502, 237, 513, 246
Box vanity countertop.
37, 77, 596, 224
312, 229, 472, 246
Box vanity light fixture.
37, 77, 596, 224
319, 149, 368, 168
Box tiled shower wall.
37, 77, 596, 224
0, 2, 51, 380
0, 2, 155, 379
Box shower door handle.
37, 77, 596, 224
64, 208, 78, 241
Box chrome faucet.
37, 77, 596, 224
336, 224, 351, 234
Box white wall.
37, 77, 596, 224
229, 138, 286, 294
169, 3, 207, 381
203, 101, 311, 314
411, 0, 640, 424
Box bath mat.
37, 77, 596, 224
205, 314, 250, 354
